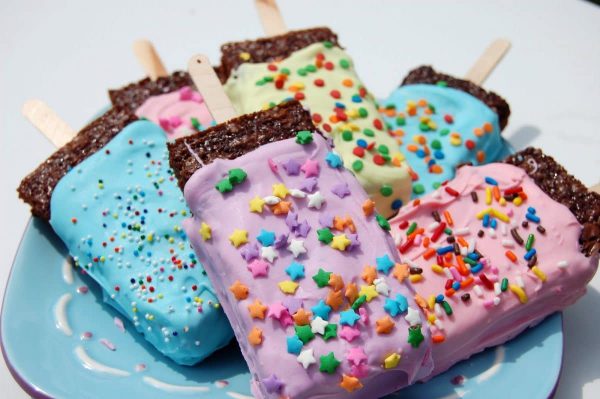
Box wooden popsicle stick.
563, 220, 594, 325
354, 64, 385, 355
254, 0, 287, 36
188, 54, 237, 124
133, 39, 169, 81
465, 39, 511, 85
22, 99, 76, 148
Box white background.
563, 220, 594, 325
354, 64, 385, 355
1, 0, 599, 398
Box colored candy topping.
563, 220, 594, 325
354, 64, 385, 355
181, 134, 431, 396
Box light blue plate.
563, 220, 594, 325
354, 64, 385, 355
1, 216, 563, 399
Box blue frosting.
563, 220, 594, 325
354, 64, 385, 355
381, 84, 512, 198
50, 120, 233, 365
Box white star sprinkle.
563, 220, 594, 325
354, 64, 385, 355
373, 278, 390, 296
310, 316, 328, 335
404, 307, 421, 326
297, 348, 316, 369
289, 188, 307, 198
260, 246, 278, 263
307, 191, 325, 209
287, 239, 307, 258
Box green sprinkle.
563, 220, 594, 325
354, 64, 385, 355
190, 117, 201, 130
428, 104, 436, 114
419, 122, 431, 132
323, 324, 337, 340
319, 352, 340, 374
436, 80, 448, 87
431, 139, 442, 150
339, 59, 350, 69
501, 277, 509, 292
444, 227, 453, 235
440, 128, 450, 136
432, 182, 441, 189
376, 214, 391, 231
280, 67, 290, 75
215, 179, 233, 193
352, 160, 364, 172
463, 257, 477, 266
297, 68, 307, 76
341, 130, 353, 141
295, 325, 315, 344
296, 130, 313, 144
358, 107, 368, 118
441, 300, 453, 316
306, 64, 317, 73
378, 145, 389, 155
317, 228, 334, 244
351, 295, 367, 310
525, 234, 535, 251
363, 128, 375, 137
255, 79, 266, 86
264, 76, 274, 82
228, 168, 247, 185
380, 184, 393, 197
323, 41, 334, 49
396, 116, 406, 126
413, 184, 425, 195
406, 222, 417, 236
312, 268, 332, 288
408, 325, 425, 348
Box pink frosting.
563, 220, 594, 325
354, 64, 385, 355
135, 86, 213, 139
182, 135, 432, 398
389, 163, 598, 377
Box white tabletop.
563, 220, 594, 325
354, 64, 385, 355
1, 0, 599, 398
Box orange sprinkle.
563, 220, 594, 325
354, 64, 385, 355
409, 169, 419, 181
432, 334, 446, 344
407, 107, 417, 116
477, 150, 485, 163
445, 288, 456, 297
342, 78, 354, 88
492, 186, 501, 201
416, 135, 427, 145
456, 256, 469, 275
423, 236, 431, 248
408, 227, 425, 241
362, 199, 375, 216
423, 248, 436, 260
361, 266, 377, 284
457, 237, 469, 247
414, 294, 428, 309
329, 115, 338, 123
406, 144, 418, 152
483, 122, 494, 133
417, 99, 428, 107
519, 192, 528, 200
412, 199, 421, 207
248, 327, 263, 346
474, 127, 484, 137
443, 210, 454, 227
506, 250, 517, 263
392, 156, 403, 166
444, 252, 453, 262
429, 164, 443, 174
424, 108, 433, 115
460, 277, 474, 288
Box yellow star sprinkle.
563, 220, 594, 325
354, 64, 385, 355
359, 285, 379, 302
199, 222, 212, 241
278, 280, 299, 295
272, 183, 290, 199
330, 234, 351, 251
249, 196, 266, 213
383, 353, 401, 369
229, 229, 248, 248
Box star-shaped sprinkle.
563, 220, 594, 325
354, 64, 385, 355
247, 259, 269, 278
359, 285, 378, 302
272, 183, 290, 199
347, 233, 360, 251
262, 374, 284, 394
285, 261, 305, 281
240, 243, 259, 262
328, 273, 344, 291
405, 307, 422, 326
392, 263, 409, 282
347, 347, 367, 366
267, 302, 286, 320
300, 177, 318, 193
228, 168, 247, 185
325, 151, 343, 168
289, 188, 306, 198
317, 227, 334, 244
340, 374, 363, 393
296, 130, 313, 144
247, 299, 268, 319
384, 298, 401, 317
323, 323, 337, 341
249, 196, 265, 213
345, 283, 359, 304
278, 280, 299, 295
282, 159, 301, 176
295, 220, 311, 237
310, 316, 329, 335
339, 325, 361, 342
260, 246, 278, 263
311, 300, 332, 320
229, 229, 248, 247
383, 353, 401, 369
307, 191, 326, 209
229, 281, 249, 300
319, 352, 341, 374
319, 212, 334, 227
247, 327, 263, 346
351, 364, 369, 378
272, 200, 292, 215
293, 308, 311, 325
376, 316, 395, 334
256, 229, 276, 246
408, 325, 425, 348
331, 183, 351, 198
215, 179, 233, 193
361, 266, 377, 284
273, 233, 289, 249
313, 268, 332, 288
286, 335, 304, 354
376, 254, 395, 274
199, 222, 212, 241
339, 309, 361, 326
301, 159, 320, 177
331, 234, 351, 251
362, 199, 375, 216
287, 239, 307, 258
282, 297, 303, 314
374, 278, 390, 296
295, 325, 315, 344
297, 348, 316, 369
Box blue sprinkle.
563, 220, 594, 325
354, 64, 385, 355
334, 102, 346, 109
391, 199, 403, 210
482, 214, 490, 227
526, 213, 540, 223
452, 281, 461, 291
471, 263, 483, 273
468, 253, 480, 260
434, 150, 445, 160
524, 248, 537, 261
356, 139, 368, 148
435, 294, 445, 303
490, 218, 498, 229
416, 149, 426, 158
485, 177, 498, 186
427, 159, 437, 167
351, 95, 363, 103
436, 245, 454, 255
527, 207, 536, 214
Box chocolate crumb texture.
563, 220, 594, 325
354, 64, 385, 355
168, 100, 317, 189
17, 107, 137, 220
506, 147, 600, 257
402, 66, 510, 130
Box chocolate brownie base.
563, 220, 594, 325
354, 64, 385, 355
18, 107, 137, 220
168, 100, 316, 189
506, 148, 600, 257
109, 71, 194, 111
219, 27, 339, 83
401, 66, 511, 130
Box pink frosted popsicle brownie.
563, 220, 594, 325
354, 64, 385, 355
167, 101, 433, 398
388, 148, 599, 376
